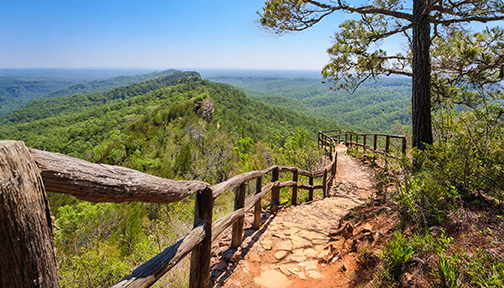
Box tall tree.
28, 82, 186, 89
259, 0, 504, 149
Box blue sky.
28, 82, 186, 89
1, 0, 405, 70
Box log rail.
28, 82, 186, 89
319, 129, 407, 158
1, 130, 404, 287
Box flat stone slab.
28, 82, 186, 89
254, 270, 291, 288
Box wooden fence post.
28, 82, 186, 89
291, 170, 298, 206
363, 135, 367, 154
322, 168, 328, 198
402, 137, 407, 154
373, 134, 378, 151
189, 187, 213, 288
0, 141, 60, 288
332, 152, 337, 176
385, 135, 390, 153
271, 167, 280, 207
308, 176, 314, 202
253, 176, 262, 230
231, 183, 246, 248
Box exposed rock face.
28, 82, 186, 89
194, 98, 214, 122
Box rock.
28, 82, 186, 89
211, 261, 227, 271
302, 248, 319, 258
275, 250, 289, 260
230, 250, 242, 262
275, 240, 293, 251
246, 253, 260, 262
254, 270, 291, 288
214, 246, 228, 256
242, 261, 250, 274
317, 249, 330, 259
261, 240, 273, 250
291, 235, 313, 250
298, 271, 307, 280
210, 269, 224, 277
291, 255, 307, 262
306, 270, 326, 279
277, 264, 298, 276
226, 280, 242, 287
299, 230, 329, 241
221, 248, 237, 261
329, 222, 353, 239
299, 260, 318, 271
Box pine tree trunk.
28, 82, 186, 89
412, 0, 433, 150
0, 141, 60, 288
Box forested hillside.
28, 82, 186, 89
209, 76, 411, 133
0, 69, 177, 117
0, 70, 338, 287
0, 77, 78, 116
0, 71, 338, 156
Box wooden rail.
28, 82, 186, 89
0, 136, 338, 288
319, 129, 407, 159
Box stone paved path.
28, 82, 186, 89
212, 145, 376, 288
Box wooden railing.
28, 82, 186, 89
0, 135, 338, 288
319, 129, 407, 159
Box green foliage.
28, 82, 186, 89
381, 232, 415, 279
462, 249, 504, 287
379, 230, 454, 283
283, 126, 323, 171
0, 77, 76, 116
174, 141, 193, 176
210, 75, 411, 134
436, 254, 461, 288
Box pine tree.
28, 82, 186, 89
259, 0, 504, 149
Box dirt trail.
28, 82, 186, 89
211, 145, 377, 288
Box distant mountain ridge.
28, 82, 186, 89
0, 69, 178, 117
2, 70, 200, 124
42, 69, 178, 99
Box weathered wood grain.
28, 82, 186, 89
212, 208, 245, 242
29, 148, 208, 203
231, 183, 246, 248
271, 167, 280, 206
189, 188, 213, 288
211, 167, 276, 198
112, 224, 206, 288
0, 141, 60, 288
253, 176, 262, 229
291, 170, 298, 206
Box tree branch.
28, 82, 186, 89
304, 0, 413, 21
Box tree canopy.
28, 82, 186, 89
259, 0, 504, 149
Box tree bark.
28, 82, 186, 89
0, 141, 60, 288
189, 188, 213, 288
412, 0, 433, 150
